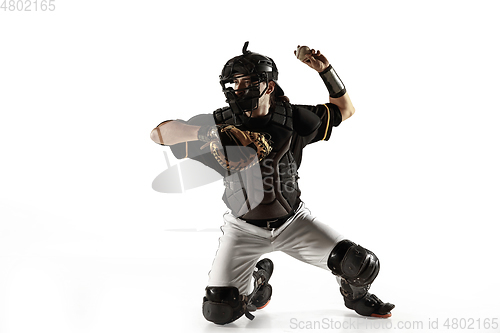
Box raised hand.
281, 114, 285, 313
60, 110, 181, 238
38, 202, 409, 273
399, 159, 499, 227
294, 45, 330, 73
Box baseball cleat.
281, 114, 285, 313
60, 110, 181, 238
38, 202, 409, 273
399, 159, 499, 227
344, 292, 395, 318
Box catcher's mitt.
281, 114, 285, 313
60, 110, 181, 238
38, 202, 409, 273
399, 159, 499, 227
201, 124, 272, 172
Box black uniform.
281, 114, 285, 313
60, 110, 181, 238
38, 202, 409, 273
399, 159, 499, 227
170, 101, 342, 222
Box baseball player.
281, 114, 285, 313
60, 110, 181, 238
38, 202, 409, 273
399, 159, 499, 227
150, 42, 395, 325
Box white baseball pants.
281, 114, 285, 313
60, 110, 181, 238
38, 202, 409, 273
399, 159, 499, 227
207, 202, 345, 295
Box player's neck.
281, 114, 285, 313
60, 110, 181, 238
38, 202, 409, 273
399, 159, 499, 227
245, 101, 270, 118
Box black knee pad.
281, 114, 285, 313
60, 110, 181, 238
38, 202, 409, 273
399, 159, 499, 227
327, 239, 380, 287
202, 286, 246, 325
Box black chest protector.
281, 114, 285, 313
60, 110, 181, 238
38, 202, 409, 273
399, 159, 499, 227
213, 103, 301, 220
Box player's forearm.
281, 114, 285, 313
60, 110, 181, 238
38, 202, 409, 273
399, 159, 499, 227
150, 120, 200, 146
318, 63, 355, 121
329, 93, 355, 121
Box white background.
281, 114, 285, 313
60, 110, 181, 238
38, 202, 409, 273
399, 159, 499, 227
1, 0, 499, 332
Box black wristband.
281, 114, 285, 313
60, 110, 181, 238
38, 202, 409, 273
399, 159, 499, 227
319, 64, 346, 98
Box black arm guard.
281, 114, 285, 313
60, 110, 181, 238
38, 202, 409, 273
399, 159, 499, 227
319, 64, 346, 98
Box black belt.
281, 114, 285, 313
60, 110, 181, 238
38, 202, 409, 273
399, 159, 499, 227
243, 202, 300, 230
244, 215, 290, 230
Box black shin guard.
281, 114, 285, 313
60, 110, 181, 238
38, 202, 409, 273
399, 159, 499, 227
248, 258, 274, 311
328, 240, 394, 317
339, 277, 370, 300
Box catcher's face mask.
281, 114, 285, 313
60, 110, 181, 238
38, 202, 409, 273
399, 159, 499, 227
220, 73, 269, 114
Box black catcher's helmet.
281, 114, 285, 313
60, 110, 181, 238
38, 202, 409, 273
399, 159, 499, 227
220, 42, 284, 123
